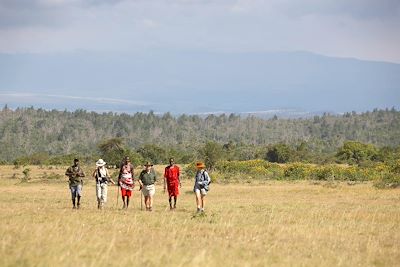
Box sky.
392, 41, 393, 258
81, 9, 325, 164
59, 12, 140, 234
0, 0, 399, 114
1, 0, 399, 62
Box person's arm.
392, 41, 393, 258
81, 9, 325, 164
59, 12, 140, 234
92, 169, 97, 179
178, 166, 181, 187
106, 169, 116, 185
163, 167, 167, 193
65, 167, 72, 184
204, 171, 211, 185
79, 168, 85, 177
138, 172, 143, 189
118, 163, 123, 180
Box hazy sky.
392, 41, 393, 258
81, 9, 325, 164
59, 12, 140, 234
1, 0, 400, 63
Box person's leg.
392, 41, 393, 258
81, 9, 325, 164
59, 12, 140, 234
71, 187, 76, 208
126, 196, 130, 208
75, 185, 82, 209
121, 188, 126, 208
77, 196, 81, 208
201, 195, 206, 212
149, 196, 153, 211
144, 196, 149, 210
195, 191, 201, 212
96, 184, 101, 209
102, 184, 107, 208
173, 196, 177, 209
169, 196, 172, 209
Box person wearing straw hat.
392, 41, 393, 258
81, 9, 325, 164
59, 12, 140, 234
92, 159, 115, 209
138, 161, 157, 211
193, 162, 211, 213
118, 156, 135, 209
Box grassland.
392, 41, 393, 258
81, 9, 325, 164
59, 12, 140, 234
0, 165, 399, 267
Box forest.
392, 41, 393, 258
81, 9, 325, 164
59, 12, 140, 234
0, 106, 399, 165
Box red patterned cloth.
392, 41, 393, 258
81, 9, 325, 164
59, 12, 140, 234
164, 165, 180, 197
119, 163, 134, 192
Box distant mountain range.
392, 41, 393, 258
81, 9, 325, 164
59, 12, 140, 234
0, 50, 399, 116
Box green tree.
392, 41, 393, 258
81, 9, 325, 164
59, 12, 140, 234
200, 141, 224, 170
336, 141, 378, 164
137, 144, 167, 164
265, 143, 293, 163
98, 138, 132, 166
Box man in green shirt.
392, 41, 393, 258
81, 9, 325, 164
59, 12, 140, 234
138, 162, 157, 211
65, 159, 85, 209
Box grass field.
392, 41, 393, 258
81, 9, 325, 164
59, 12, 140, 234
0, 165, 399, 267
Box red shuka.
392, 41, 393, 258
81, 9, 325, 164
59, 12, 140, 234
164, 165, 180, 197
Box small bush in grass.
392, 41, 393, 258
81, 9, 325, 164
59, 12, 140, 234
284, 163, 309, 180
311, 166, 336, 181
374, 173, 400, 189
21, 168, 31, 182
374, 160, 400, 188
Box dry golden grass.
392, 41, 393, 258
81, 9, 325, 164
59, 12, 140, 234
0, 165, 399, 267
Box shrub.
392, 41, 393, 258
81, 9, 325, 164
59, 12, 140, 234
22, 168, 31, 182
283, 163, 310, 180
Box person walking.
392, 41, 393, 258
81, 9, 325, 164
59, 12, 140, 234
65, 158, 85, 209
118, 156, 135, 209
193, 162, 211, 213
138, 162, 157, 211
164, 158, 181, 210
92, 159, 115, 209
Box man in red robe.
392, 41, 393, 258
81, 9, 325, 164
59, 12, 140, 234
164, 158, 181, 210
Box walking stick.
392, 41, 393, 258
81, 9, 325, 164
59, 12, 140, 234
140, 187, 143, 211
116, 183, 120, 208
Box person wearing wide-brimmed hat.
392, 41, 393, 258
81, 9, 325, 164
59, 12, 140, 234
65, 158, 85, 209
193, 162, 211, 213
138, 161, 157, 211
92, 159, 115, 209
118, 156, 135, 209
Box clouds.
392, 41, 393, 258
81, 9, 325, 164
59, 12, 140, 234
0, 0, 399, 62
275, 0, 400, 20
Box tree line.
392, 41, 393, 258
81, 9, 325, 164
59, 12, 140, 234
0, 106, 399, 165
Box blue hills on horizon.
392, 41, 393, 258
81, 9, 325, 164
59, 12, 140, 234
0, 50, 399, 117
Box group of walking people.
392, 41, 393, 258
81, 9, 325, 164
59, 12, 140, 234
65, 157, 211, 213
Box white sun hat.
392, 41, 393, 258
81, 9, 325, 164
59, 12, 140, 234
96, 159, 106, 167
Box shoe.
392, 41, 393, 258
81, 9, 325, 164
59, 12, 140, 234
77, 204, 80, 209
197, 207, 201, 213
72, 206, 76, 209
